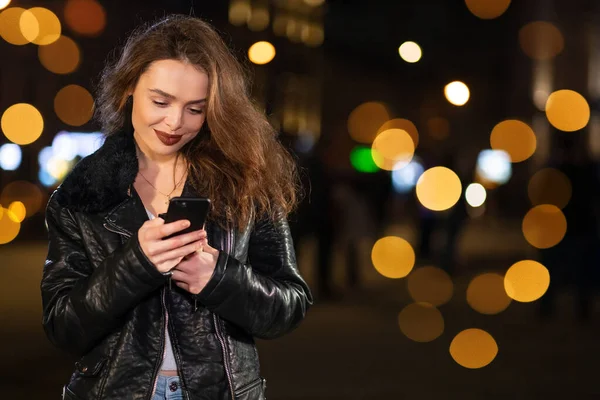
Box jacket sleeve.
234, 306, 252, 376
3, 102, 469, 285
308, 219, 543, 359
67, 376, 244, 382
196, 212, 313, 339
41, 192, 167, 356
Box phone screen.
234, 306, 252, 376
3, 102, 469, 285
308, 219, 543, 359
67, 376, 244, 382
158, 197, 211, 239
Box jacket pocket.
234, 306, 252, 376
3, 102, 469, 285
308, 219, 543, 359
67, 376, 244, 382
75, 357, 108, 377
66, 355, 109, 399
63, 385, 84, 400
234, 377, 266, 400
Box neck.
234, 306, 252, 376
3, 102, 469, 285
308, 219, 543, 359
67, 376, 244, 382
134, 132, 182, 173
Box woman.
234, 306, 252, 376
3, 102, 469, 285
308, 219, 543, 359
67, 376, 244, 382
41, 15, 312, 400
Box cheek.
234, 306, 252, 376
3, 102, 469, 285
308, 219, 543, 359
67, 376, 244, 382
131, 100, 164, 128
184, 114, 206, 134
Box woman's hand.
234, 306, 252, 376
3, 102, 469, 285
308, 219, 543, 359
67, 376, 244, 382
138, 218, 206, 274
171, 241, 220, 294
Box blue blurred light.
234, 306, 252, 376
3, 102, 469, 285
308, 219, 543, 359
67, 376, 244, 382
38, 168, 58, 187
0, 143, 22, 171
476, 149, 512, 185
392, 158, 424, 193
38, 146, 54, 167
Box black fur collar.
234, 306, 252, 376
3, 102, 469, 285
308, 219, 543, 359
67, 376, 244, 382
55, 130, 139, 213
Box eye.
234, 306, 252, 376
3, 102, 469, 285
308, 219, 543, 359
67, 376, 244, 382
189, 108, 203, 115
152, 100, 168, 107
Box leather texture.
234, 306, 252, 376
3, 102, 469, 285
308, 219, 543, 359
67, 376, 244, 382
41, 130, 313, 400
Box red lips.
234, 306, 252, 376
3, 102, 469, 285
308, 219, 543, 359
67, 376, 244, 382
154, 129, 183, 146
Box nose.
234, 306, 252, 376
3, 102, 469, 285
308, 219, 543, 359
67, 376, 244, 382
165, 107, 184, 132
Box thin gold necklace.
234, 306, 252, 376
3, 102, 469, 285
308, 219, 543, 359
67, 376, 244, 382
138, 170, 186, 204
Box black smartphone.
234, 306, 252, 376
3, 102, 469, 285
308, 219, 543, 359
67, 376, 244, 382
158, 197, 211, 240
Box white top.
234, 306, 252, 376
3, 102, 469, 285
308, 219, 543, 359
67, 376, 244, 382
145, 208, 178, 372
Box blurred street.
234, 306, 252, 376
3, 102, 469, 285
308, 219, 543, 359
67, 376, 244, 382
1, 218, 599, 399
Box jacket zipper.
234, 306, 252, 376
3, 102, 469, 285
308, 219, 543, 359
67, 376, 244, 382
103, 222, 132, 239
149, 287, 168, 398
214, 227, 235, 400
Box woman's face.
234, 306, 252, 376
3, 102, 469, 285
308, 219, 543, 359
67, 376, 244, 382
131, 59, 209, 158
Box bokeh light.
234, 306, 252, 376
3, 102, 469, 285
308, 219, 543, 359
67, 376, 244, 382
467, 273, 512, 315
348, 102, 391, 144
0, 0, 11, 11
426, 116, 450, 140
371, 129, 415, 171
0, 206, 20, 244
0, 7, 29, 45
378, 118, 419, 148
229, 0, 250, 26
464, 0, 511, 19
1, 103, 44, 145
398, 41, 422, 63
248, 7, 269, 32
350, 146, 379, 173
54, 85, 94, 126
465, 183, 486, 207
504, 260, 550, 302
475, 149, 512, 186
522, 204, 567, 249
301, 23, 324, 47
519, 21, 564, 61
64, 0, 106, 37
392, 158, 424, 193
21, 7, 61, 45
0, 143, 22, 171
1, 180, 45, 217
304, 0, 325, 6
398, 303, 444, 343
38, 35, 81, 74
248, 41, 276, 65
450, 329, 498, 369
528, 168, 571, 209
371, 236, 415, 279
8, 201, 26, 223
444, 81, 470, 106
490, 119, 537, 163
545, 89, 590, 132
416, 167, 462, 211
407, 266, 453, 306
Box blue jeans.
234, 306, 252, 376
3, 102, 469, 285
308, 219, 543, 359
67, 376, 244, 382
152, 375, 184, 400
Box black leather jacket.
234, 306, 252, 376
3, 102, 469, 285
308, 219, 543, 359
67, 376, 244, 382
41, 131, 313, 400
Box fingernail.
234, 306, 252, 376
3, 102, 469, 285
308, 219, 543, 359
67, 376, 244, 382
183, 221, 190, 227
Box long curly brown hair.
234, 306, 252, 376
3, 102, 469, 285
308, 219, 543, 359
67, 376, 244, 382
95, 15, 300, 228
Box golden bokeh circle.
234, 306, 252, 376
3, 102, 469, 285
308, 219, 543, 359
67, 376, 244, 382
0, 206, 20, 244
444, 81, 470, 106
545, 90, 590, 132
228, 1, 250, 26
371, 236, 415, 279
0, 180, 44, 217
64, 0, 106, 37
528, 168, 571, 209
416, 167, 462, 211
0, 1, 12, 11
519, 21, 564, 61
1, 103, 44, 145
504, 260, 550, 302
21, 7, 61, 45
398, 303, 444, 343
378, 118, 419, 148
38, 35, 81, 74
348, 102, 390, 144
450, 329, 498, 369
522, 204, 567, 249
248, 41, 276, 65
8, 201, 26, 223
0, 7, 29, 45
371, 129, 415, 171
467, 273, 512, 315
407, 266, 454, 306
464, 0, 511, 19
248, 8, 270, 32
54, 84, 94, 126
490, 119, 537, 163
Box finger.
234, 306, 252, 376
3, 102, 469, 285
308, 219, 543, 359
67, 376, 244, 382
148, 230, 206, 256
147, 220, 191, 240
152, 239, 204, 264
174, 280, 190, 292
171, 269, 191, 282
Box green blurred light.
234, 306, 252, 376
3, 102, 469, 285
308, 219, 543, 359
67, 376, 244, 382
350, 146, 379, 173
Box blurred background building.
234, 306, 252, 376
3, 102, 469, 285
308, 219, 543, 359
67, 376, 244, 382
1, 0, 600, 398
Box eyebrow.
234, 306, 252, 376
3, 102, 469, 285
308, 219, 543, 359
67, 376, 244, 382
149, 88, 206, 105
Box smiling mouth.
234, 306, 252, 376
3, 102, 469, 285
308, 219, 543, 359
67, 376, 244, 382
154, 129, 183, 146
